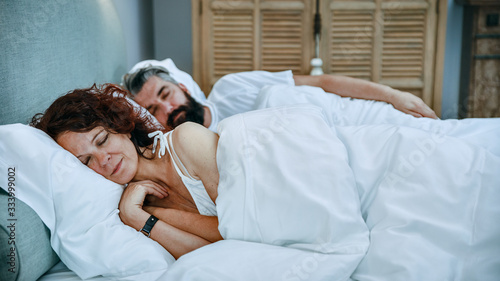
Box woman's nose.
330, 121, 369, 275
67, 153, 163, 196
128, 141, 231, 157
96, 152, 110, 168
88, 152, 111, 177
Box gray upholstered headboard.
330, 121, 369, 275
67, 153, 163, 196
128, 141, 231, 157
0, 0, 127, 125
0, 1, 127, 280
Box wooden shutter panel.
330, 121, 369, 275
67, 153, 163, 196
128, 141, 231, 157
322, 0, 438, 103
380, 1, 437, 103
325, 1, 376, 81
213, 12, 254, 75
261, 1, 312, 73
200, 0, 255, 93
195, 0, 312, 94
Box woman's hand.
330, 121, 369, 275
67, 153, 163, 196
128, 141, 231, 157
118, 180, 168, 230
389, 90, 438, 119
119, 181, 212, 258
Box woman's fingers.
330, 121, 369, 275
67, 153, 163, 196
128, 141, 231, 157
130, 180, 168, 199
149, 181, 169, 198
119, 181, 168, 214
143, 180, 169, 197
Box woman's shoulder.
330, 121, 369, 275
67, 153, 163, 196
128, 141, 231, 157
171, 122, 219, 160
171, 122, 219, 180
172, 122, 215, 146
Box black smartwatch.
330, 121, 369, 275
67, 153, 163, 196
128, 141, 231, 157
140, 215, 159, 237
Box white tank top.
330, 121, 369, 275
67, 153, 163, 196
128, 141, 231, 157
148, 130, 217, 216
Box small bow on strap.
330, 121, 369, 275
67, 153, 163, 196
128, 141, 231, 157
148, 131, 168, 158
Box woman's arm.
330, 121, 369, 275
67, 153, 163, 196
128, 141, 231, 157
119, 180, 211, 259
293, 74, 438, 119
144, 206, 223, 243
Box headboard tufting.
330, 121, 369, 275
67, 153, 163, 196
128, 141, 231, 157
0, 0, 127, 125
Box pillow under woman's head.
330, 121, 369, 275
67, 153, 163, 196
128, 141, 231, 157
0, 124, 174, 279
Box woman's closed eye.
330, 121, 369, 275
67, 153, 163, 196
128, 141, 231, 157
79, 132, 108, 166
82, 156, 91, 166
97, 133, 109, 146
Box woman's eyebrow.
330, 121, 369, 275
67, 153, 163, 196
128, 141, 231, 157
76, 129, 104, 158
92, 129, 105, 143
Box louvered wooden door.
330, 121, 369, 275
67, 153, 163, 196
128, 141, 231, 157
321, 0, 438, 104
193, 0, 313, 94
193, 0, 444, 109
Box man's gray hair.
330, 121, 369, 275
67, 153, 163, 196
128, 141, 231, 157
122, 65, 179, 97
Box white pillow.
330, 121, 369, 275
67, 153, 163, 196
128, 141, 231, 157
0, 124, 174, 280
126, 58, 206, 103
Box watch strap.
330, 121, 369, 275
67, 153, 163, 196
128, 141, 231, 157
140, 215, 159, 237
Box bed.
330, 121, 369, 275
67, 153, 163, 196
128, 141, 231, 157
1, 1, 500, 281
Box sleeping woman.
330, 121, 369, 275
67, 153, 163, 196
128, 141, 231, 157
32, 84, 223, 259
31, 83, 500, 279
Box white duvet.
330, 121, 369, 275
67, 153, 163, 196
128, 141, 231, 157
340, 124, 500, 280
167, 104, 500, 281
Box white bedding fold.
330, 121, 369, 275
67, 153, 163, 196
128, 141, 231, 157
216, 105, 370, 280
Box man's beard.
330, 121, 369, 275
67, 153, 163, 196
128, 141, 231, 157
166, 91, 205, 129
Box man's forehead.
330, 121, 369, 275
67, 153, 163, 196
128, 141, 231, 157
135, 76, 165, 104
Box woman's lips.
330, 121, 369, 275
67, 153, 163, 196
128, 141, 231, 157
112, 159, 122, 176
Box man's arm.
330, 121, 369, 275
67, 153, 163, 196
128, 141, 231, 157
293, 74, 438, 119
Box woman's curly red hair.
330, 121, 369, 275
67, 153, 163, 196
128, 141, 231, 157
31, 83, 163, 157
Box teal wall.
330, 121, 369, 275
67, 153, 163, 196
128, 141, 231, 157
441, 0, 464, 119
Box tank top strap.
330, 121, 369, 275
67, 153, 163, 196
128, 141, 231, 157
165, 131, 197, 181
